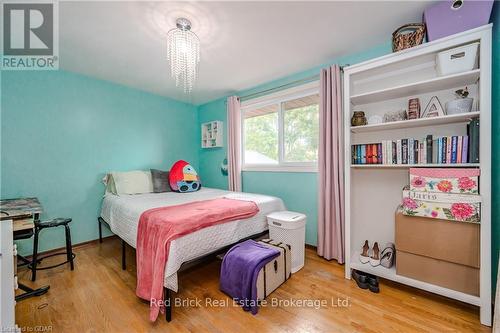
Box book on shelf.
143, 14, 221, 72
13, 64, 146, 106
468, 118, 480, 163
352, 133, 477, 165
426, 135, 433, 163
408, 140, 412, 164
396, 140, 402, 164
432, 138, 438, 165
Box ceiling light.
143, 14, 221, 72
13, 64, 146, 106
166, 18, 200, 93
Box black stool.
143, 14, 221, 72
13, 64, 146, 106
14, 228, 50, 301
30, 218, 75, 281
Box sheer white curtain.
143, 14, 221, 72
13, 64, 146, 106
227, 96, 242, 191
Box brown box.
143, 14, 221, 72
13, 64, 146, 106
395, 212, 479, 268
396, 251, 479, 296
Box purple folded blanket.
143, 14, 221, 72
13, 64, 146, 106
220, 239, 280, 314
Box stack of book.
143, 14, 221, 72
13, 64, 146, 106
351, 118, 479, 165
352, 135, 471, 165
351, 143, 379, 164
351, 143, 383, 164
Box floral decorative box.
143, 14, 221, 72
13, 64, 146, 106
409, 168, 479, 194
401, 186, 481, 223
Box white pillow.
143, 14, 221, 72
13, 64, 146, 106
111, 170, 153, 195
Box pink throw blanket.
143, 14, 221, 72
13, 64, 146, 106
136, 198, 259, 321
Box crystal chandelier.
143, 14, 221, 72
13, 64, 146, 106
166, 18, 200, 93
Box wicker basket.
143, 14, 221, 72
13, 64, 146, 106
392, 23, 426, 52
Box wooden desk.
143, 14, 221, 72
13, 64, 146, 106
0, 197, 42, 221
1, 198, 41, 234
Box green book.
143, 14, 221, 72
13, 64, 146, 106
468, 118, 480, 163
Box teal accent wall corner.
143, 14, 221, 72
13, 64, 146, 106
196, 42, 392, 246
1, 70, 199, 255
243, 172, 318, 245
198, 99, 229, 190
491, 1, 500, 293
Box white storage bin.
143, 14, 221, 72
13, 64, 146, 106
267, 211, 306, 273
436, 42, 478, 76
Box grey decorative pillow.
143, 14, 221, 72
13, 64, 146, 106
150, 169, 171, 193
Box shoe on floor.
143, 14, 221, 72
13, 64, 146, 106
352, 270, 369, 289
366, 274, 379, 293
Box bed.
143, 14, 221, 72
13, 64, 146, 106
98, 187, 285, 319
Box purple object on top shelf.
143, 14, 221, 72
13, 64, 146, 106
424, 0, 493, 41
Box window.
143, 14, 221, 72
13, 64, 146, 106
243, 104, 279, 164
241, 82, 319, 172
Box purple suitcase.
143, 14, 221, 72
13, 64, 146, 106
424, 0, 493, 41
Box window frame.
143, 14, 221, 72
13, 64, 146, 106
240, 81, 320, 173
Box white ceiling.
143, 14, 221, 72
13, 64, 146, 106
60, 1, 433, 105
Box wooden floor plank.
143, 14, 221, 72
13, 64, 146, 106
15, 238, 490, 332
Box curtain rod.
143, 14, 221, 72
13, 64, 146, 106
238, 64, 348, 102
239, 74, 318, 101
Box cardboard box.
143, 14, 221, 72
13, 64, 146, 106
395, 211, 479, 268
396, 251, 479, 296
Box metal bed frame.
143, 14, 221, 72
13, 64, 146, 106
97, 216, 268, 322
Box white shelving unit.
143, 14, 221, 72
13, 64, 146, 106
343, 25, 492, 326
351, 111, 480, 133
201, 120, 223, 148
350, 69, 480, 105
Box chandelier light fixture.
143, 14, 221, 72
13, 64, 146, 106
166, 18, 200, 93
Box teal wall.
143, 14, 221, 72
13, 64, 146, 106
491, 2, 500, 293
1, 70, 198, 254
196, 43, 392, 246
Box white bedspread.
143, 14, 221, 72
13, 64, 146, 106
100, 187, 285, 291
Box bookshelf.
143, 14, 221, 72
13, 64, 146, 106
201, 121, 223, 148
343, 25, 492, 326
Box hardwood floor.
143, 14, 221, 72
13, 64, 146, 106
15, 238, 490, 333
